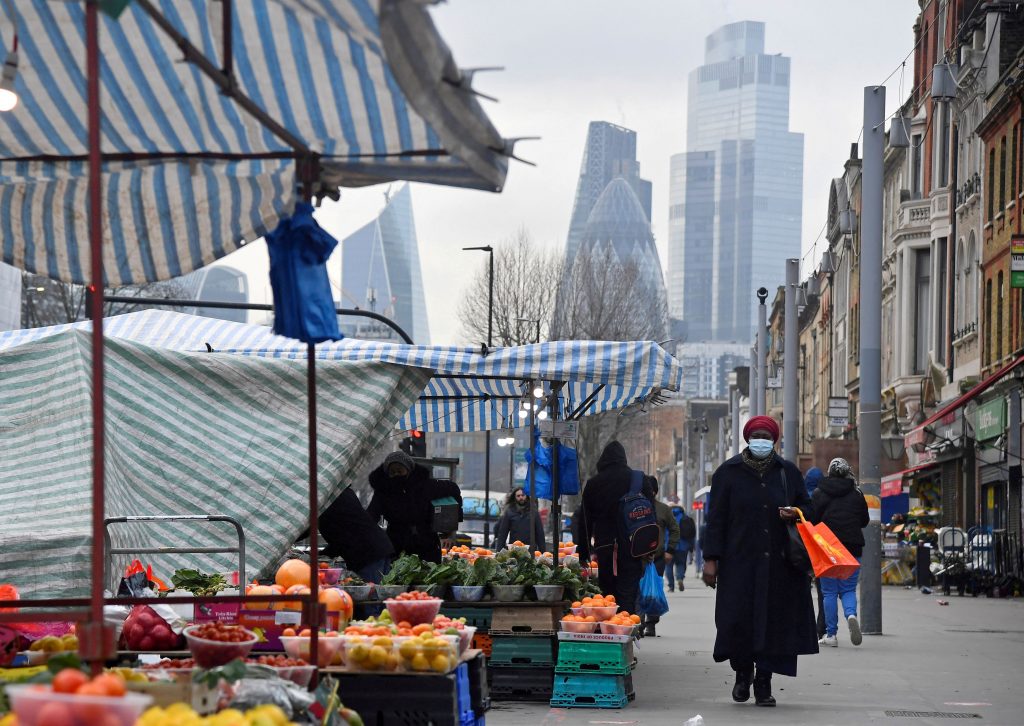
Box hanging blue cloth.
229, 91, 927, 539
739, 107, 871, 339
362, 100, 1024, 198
524, 434, 580, 499
265, 202, 342, 344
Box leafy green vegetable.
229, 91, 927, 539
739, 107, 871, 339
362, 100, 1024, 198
381, 555, 430, 586
171, 568, 228, 597
465, 557, 498, 587
424, 561, 463, 586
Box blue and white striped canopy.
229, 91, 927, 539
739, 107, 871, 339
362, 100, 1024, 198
0, 310, 685, 432
0, 0, 509, 286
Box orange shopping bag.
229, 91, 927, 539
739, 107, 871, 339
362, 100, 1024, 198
794, 509, 860, 579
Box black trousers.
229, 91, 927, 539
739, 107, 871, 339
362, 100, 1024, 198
596, 546, 644, 614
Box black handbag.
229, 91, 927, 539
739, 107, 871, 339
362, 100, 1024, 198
779, 470, 812, 575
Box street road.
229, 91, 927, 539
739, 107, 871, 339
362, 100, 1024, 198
488, 581, 1024, 725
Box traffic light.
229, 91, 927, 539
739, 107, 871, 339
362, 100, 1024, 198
399, 430, 426, 458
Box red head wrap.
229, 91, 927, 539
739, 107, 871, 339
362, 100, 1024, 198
743, 415, 780, 442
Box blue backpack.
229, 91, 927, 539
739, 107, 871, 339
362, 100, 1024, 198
619, 471, 660, 558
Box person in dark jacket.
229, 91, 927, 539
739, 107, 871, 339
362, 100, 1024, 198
367, 451, 462, 563
640, 479, 680, 637
812, 457, 869, 648
702, 415, 818, 707
319, 487, 396, 583
578, 441, 656, 613
666, 505, 696, 592
492, 487, 545, 550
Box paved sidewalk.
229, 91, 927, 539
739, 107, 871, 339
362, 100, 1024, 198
487, 582, 1024, 725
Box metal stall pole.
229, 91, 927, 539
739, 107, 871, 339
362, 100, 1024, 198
859, 84, 885, 635
757, 287, 769, 417
85, 0, 113, 675
731, 386, 741, 456
528, 381, 538, 553
783, 259, 799, 461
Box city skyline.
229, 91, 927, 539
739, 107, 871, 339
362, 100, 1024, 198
669, 20, 804, 344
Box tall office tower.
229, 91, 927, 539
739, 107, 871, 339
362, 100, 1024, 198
179, 265, 249, 323
668, 21, 803, 343
566, 121, 653, 264
340, 184, 430, 344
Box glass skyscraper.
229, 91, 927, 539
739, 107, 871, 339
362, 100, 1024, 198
566, 122, 653, 265
668, 21, 803, 343
340, 184, 430, 344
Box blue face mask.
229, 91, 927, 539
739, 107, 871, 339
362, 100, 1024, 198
748, 439, 774, 459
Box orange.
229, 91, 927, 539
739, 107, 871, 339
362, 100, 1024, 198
629, 614, 641, 624
275, 559, 312, 590
299, 628, 312, 637
51, 668, 89, 695
319, 588, 354, 620
91, 673, 126, 697
605, 595, 616, 603
585, 615, 596, 622
282, 584, 310, 610
571, 601, 582, 608
244, 584, 277, 610
282, 627, 297, 637
36, 701, 75, 726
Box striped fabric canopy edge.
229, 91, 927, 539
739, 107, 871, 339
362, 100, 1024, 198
0, 309, 685, 433
0, 0, 509, 286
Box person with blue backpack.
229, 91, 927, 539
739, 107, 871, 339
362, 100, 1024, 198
578, 441, 660, 614
666, 504, 697, 591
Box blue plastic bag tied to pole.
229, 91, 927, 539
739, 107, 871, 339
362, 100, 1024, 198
638, 562, 669, 616
266, 202, 343, 345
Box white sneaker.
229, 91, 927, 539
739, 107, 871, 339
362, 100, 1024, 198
818, 634, 838, 647
847, 615, 862, 646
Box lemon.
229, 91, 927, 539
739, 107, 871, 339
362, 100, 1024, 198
386, 653, 401, 671
348, 643, 370, 662
419, 631, 433, 641
410, 653, 430, 671
371, 636, 393, 648
368, 645, 388, 668
430, 654, 451, 673
398, 640, 419, 660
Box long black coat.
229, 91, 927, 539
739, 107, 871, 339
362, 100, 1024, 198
493, 504, 545, 550
703, 452, 819, 675
367, 464, 462, 563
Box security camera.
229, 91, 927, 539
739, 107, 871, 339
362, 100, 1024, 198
756, 287, 769, 303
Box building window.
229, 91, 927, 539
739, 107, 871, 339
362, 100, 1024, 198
935, 238, 946, 364
954, 239, 965, 328
1012, 124, 1019, 200
996, 271, 1004, 362
984, 278, 992, 365
914, 249, 931, 375
912, 135, 923, 198
999, 136, 1007, 212
988, 148, 996, 220
966, 233, 976, 323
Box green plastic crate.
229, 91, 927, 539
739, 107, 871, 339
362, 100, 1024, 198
550, 673, 634, 709
489, 635, 555, 668
555, 640, 632, 675
440, 606, 493, 631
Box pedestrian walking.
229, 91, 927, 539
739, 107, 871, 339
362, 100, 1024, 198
578, 441, 658, 613
367, 451, 463, 563
804, 466, 827, 639
702, 415, 818, 707
812, 457, 869, 648
639, 479, 679, 637
492, 486, 545, 550
666, 505, 696, 592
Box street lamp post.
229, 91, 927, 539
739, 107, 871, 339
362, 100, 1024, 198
463, 245, 494, 544
756, 287, 768, 418
693, 417, 709, 501
516, 317, 540, 345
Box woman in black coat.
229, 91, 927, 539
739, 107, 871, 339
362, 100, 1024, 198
367, 451, 462, 563
702, 416, 818, 707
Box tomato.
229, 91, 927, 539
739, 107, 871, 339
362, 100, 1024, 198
35, 701, 75, 726
91, 673, 126, 697
51, 668, 89, 695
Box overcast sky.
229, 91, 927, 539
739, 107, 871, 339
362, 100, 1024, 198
220, 0, 922, 345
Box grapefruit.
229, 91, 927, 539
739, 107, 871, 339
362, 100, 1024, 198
275, 559, 311, 590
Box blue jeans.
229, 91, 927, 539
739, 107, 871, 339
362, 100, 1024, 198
820, 561, 861, 636
357, 557, 392, 584
665, 551, 688, 589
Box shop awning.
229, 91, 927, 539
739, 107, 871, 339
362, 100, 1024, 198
0, 0, 509, 286
904, 353, 1024, 451
0, 310, 685, 432
881, 463, 935, 497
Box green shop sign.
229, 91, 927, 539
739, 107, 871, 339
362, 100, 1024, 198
974, 397, 1005, 441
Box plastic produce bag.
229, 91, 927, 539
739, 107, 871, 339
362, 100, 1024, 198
637, 562, 669, 617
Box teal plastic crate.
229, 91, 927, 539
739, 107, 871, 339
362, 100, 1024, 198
440, 606, 494, 631
550, 673, 634, 709
489, 635, 555, 668
555, 640, 632, 675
